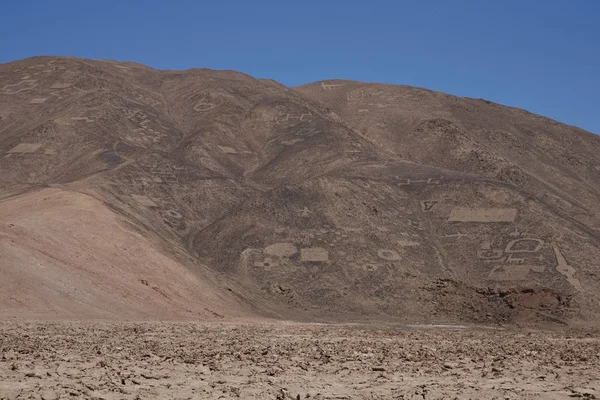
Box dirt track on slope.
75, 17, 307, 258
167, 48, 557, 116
1, 322, 599, 399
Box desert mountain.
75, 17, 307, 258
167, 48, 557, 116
1, 57, 599, 325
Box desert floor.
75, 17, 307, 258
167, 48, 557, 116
1, 321, 599, 399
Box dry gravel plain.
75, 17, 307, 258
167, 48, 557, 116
1, 321, 599, 399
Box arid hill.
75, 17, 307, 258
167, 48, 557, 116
1, 57, 599, 326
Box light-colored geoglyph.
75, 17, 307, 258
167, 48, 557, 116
71, 116, 94, 123
297, 207, 313, 217
377, 249, 401, 261
280, 113, 312, 123
300, 247, 329, 262
553, 246, 582, 292
320, 82, 345, 90
8, 143, 42, 154
1, 80, 38, 94
30, 97, 47, 104
282, 138, 304, 145
131, 195, 158, 207
50, 83, 72, 89
264, 243, 298, 258
505, 238, 543, 253
294, 127, 320, 137
477, 234, 546, 266
448, 207, 517, 223
193, 102, 216, 112
217, 145, 238, 154
396, 177, 441, 186
398, 239, 420, 247
344, 142, 362, 153
165, 210, 183, 219
347, 90, 365, 100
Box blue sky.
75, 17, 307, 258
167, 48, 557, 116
1, 0, 598, 133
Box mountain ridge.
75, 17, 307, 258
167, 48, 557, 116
302, 78, 599, 135
1, 56, 599, 327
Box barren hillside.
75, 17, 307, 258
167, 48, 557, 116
1, 57, 599, 325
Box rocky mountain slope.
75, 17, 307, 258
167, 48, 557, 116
1, 57, 599, 325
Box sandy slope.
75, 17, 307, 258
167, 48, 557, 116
0, 188, 243, 320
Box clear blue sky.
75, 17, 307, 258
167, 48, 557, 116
1, 0, 598, 133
